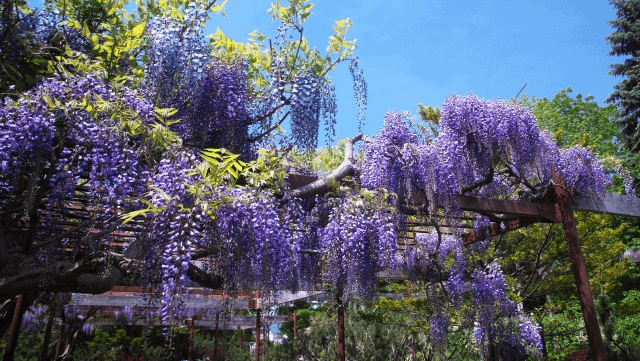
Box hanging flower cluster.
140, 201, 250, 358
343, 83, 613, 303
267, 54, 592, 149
0, 73, 150, 257
349, 57, 367, 132
358, 96, 608, 358
362, 97, 608, 212
316, 190, 402, 300
472, 263, 543, 359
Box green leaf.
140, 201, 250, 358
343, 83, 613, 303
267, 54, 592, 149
129, 22, 146, 37
121, 209, 150, 224
82, 22, 91, 38
43, 95, 55, 108
211, 0, 228, 13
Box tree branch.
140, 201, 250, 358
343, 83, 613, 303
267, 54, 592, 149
461, 164, 495, 194
247, 109, 290, 142
0, 255, 114, 299
289, 133, 363, 198
186, 262, 224, 289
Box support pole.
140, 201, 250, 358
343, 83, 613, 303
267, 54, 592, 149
4, 294, 25, 361
338, 304, 345, 361
293, 309, 297, 338
262, 324, 266, 360
62, 319, 73, 357
214, 311, 219, 361
553, 176, 606, 361
188, 319, 195, 361
39, 301, 57, 361
239, 326, 243, 349
255, 309, 261, 361
54, 325, 64, 359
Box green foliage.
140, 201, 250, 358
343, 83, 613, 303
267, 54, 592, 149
416, 103, 441, 138
269, 300, 480, 360
523, 88, 621, 157
0, 326, 60, 361
45, 0, 146, 80
209, 0, 356, 91
539, 297, 588, 361
288, 139, 347, 174
242, 149, 288, 190
539, 292, 640, 361
122, 145, 290, 224
606, 0, 640, 155
68, 324, 221, 361
132, 0, 227, 22
196, 147, 289, 191
498, 212, 628, 306
279, 307, 320, 340
504, 87, 640, 359
76, 327, 145, 360
200, 148, 247, 185
0, 0, 53, 92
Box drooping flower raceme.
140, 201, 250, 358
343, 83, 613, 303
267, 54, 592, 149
471, 263, 543, 359
0, 73, 150, 260
316, 190, 402, 300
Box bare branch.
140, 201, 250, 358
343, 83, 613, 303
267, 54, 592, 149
289, 133, 363, 198
247, 110, 291, 142
186, 262, 224, 289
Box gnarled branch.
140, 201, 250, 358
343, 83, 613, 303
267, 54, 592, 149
289, 133, 363, 198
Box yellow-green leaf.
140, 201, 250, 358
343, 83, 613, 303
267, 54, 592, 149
129, 22, 146, 38
82, 22, 91, 38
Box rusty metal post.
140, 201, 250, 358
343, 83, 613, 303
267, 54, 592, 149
553, 176, 606, 361
4, 294, 25, 361
238, 326, 243, 349
214, 311, 219, 361
255, 309, 261, 361
412, 344, 416, 359
293, 309, 297, 338
337, 304, 345, 361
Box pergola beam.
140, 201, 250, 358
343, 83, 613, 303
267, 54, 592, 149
82, 315, 293, 329
457, 195, 560, 222
574, 193, 640, 217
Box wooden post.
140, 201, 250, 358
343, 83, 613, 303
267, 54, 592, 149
188, 319, 195, 361
337, 304, 345, 361
62, 319, 73, 357
553, 175, 606, 361
39, 301, 57, 361
54, 325, 64, 359
4, 294, 26, 361
255, 308, 261, 361
214, 311, 219, 361
262, 324, 266, 360
293, 309, 297, 338
238, 325, 243, 349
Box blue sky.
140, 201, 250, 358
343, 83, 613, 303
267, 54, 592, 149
214, 0, 622, 143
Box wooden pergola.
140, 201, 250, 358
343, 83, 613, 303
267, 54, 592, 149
5, 172, 640, 361
291, 171, 640, 361
451, 174, 640, 361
